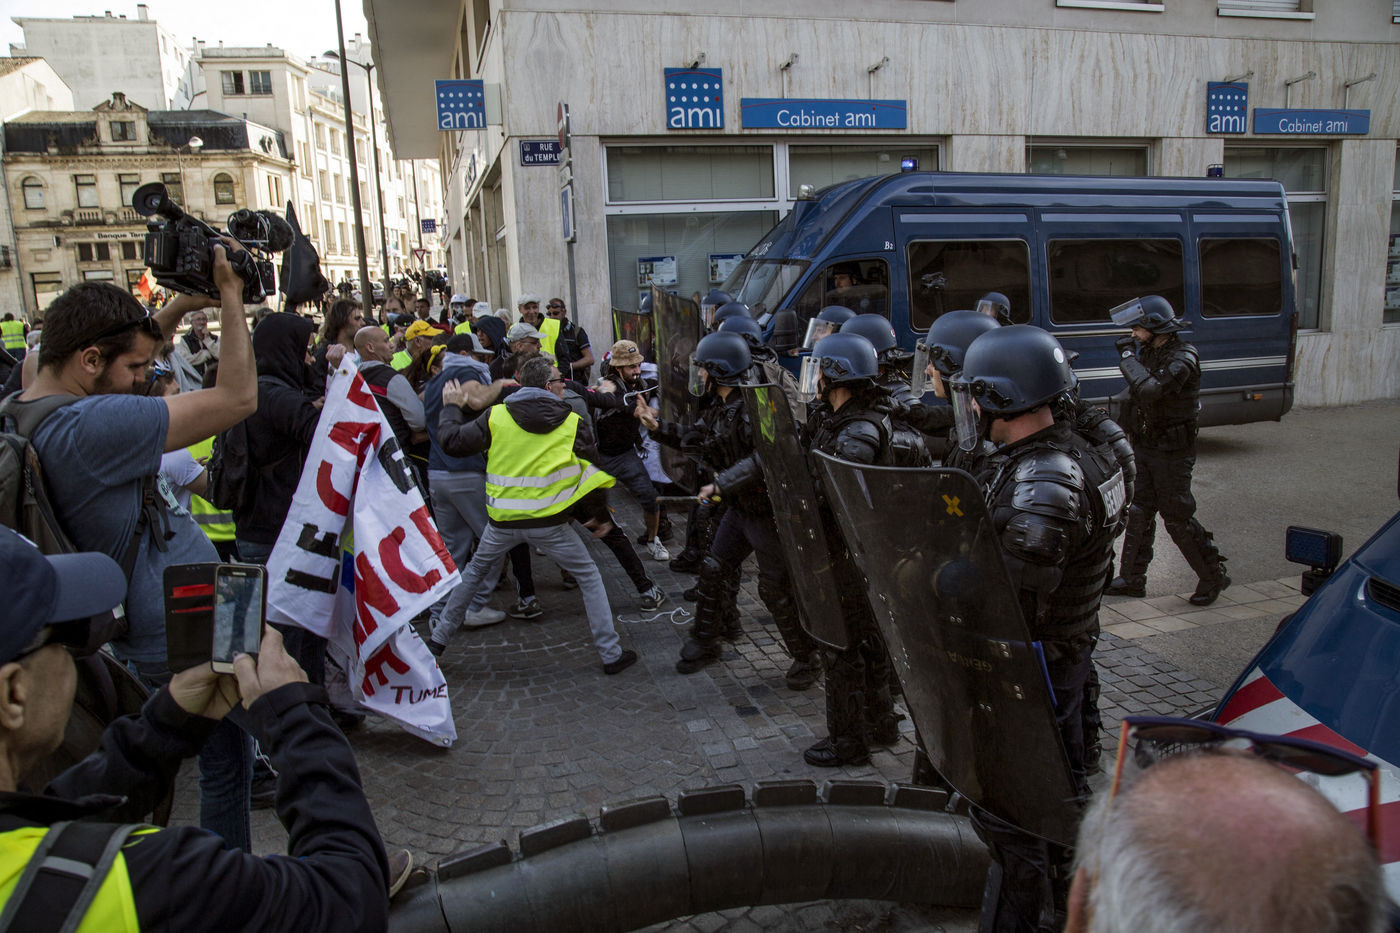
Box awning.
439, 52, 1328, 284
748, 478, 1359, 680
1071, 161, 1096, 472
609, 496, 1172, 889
362, 0, 458, 159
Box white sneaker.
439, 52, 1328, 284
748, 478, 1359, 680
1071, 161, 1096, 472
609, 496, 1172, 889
639, 585, 667, 611
462, 606, 506, 628
646, 538, 670, 562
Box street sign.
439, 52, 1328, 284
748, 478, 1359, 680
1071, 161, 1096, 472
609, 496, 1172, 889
556, 102, 571, 153
520, 140, 563, 166
560, 184, 576, 244
412, 248, 427, 263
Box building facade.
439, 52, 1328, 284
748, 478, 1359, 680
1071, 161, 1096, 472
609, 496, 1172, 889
196, 40, 445, 291
368, 0, 1400, 406
10, 6, 198, 111
4, 92, 293, 317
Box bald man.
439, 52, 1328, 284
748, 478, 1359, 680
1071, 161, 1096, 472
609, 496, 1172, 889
1066, 751, 1386, 933
354, 325, 426, 464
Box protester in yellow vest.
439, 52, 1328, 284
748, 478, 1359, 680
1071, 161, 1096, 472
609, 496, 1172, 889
0, 315, 27, 359
398, 320, 436, 372
429, 355, 638, 675
0, 528, 399, 933
516, 294, 561, 358
449, 294, 473, 334
186, 436, 237, 560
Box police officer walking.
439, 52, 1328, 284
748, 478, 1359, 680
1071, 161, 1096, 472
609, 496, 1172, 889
1105, 295, 1229, 606
948, 324, 1126, 933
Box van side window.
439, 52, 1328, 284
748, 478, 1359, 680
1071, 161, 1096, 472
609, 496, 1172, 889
792, 258, 890, 331
906, 240, 1031, 331
1199, 238, 1284, 317
1047, 238, 1185, 325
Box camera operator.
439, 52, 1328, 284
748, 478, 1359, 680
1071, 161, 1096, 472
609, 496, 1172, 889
0, 527, 393, 933
2, 243, 258, 848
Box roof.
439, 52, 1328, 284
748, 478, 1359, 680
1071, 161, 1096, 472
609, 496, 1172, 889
0, 57, 42, 78
4, 110, 93, 124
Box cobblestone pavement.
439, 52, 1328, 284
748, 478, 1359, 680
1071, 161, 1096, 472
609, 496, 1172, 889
169, 499, 1297, 930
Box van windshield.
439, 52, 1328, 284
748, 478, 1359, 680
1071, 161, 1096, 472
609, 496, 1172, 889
720, 259, 809, 318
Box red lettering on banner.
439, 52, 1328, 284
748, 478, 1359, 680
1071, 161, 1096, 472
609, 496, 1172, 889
345, 374, 380, 412
379, 526, 442, 593
362, 641, 411, 697
328, 421, 381, 461
410, 506, 457, 574
353, 552, 397, 646
316, 461, 351, 515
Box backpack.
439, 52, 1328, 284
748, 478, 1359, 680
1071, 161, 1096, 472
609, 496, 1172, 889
0, 393, 153, 640
203, 417, 253, 512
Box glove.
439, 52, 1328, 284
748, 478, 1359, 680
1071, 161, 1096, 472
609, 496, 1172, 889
1115, 334, 1137, 358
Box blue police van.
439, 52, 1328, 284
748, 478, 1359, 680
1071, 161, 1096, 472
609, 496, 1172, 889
721, 171, 1297, 426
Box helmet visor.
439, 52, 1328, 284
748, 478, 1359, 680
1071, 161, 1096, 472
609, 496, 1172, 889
802, 318, 835, 351
911, 343, 931, 397
949, 381, 982, 452
1109, 298, 1147, 329
974, 297, 1002, 321
687, 355, 708, 397
797, 354, 822, 400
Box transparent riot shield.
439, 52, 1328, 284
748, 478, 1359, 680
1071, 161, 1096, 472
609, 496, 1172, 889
813, 455, 1079, 845
611, 307, 655, 363
741, 384, 849, 651
652, 288, 701, 492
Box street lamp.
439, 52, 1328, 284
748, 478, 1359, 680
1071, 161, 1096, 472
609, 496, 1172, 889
324, 49, 391, 291
174, 134, 203, 211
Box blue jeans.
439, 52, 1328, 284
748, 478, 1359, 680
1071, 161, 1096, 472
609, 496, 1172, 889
199, 714, 254, 852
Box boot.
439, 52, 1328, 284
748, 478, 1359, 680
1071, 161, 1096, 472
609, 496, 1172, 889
675, 557, 730, 674
669, 547, 703, 574
1168, 520, 1229, 606
803, 736, 870, 768
784, 652, 822, 691
808, 649, 870, 766
1108, 505, 1153, 596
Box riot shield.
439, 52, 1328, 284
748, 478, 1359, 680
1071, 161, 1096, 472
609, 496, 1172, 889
652, 287, 701, 492
611, 307, 655, 362
813, 455, 1080, 845
741, 384, 849, 651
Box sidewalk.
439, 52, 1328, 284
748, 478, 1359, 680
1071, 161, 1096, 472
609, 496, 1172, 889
168, 501, 1295, 930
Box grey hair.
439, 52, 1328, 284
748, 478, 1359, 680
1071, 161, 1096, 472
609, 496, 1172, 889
1075, 753, 1386, 933
517, 355, 556, 389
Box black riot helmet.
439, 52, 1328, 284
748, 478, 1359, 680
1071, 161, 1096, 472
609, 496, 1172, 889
918, 310, 1001, 375
802, 305, 857, 350
712, 301, 753, 327
1109, 294, 1187, 334
718, 314, 764, 351
839, 313, 898, 354
949, 325, 1073, 451
975, 291, 1012, 325
799, 332, 879, 399
689, 331, 752, 394
700, 288, 733, 327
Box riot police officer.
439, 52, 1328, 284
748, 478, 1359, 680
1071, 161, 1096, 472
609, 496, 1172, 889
799, 333, 930, 766
907, 309, 1001, 468
839, 313, 916, 405
949, 324, 1126, 933
1105, 295, 1229, 606
653, 333, 821, 689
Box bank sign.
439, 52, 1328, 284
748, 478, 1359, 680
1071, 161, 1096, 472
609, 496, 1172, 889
435, 80, 485, 131
665, 68, 724, 129
740, 98, 907, 130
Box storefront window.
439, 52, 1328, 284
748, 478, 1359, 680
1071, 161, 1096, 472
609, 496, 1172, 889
606, 146, 774, 202
1386, 148, 1400, 325
1026, 145, 1148, 176
605, 211, 778, 311
1224, 147, 1327, 329
788, 145, 939, 198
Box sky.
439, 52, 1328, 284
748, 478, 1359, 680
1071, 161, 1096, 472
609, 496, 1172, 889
0, 0, 369, 60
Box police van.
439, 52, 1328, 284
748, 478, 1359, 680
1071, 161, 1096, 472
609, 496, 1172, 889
722, 171, 1297, 426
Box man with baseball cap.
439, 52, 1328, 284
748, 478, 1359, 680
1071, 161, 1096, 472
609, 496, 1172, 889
397, 319, 438, 372
0, 526, 395, 931
596, 339, 669, 562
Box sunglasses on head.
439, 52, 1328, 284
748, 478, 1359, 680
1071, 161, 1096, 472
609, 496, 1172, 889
88, 308, 162, 347
1111, 715, 1382, 853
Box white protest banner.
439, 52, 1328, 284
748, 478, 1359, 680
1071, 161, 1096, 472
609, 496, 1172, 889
267, 367, 459, 746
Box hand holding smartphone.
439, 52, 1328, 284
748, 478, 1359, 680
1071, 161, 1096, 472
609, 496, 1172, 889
164, 562, 265, 673
212, 564, 266, 673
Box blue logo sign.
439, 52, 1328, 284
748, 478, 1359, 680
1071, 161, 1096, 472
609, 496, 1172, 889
1253, 109, 1370, 136
665, 68, 723, 129
436, 80, 485, 131
420, 219, 437, 234
1206, 82, 1248, 134
740, 98, 907, 130
520, 140, 563, 166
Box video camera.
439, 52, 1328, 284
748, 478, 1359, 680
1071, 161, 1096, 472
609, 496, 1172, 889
132, 182, 293, 303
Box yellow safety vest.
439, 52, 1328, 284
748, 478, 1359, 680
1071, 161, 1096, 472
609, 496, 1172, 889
390, 350, 412, 371
0, 826, 145, 932
453, 320, 473, 335
186, 437, 235, 543
0, 320, 24, 351
484, 405, 613, 522
537, 318, 560, 359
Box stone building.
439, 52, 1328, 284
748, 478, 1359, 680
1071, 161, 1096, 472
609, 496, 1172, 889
4, 92, 293, 317
367, 0, 1399, 406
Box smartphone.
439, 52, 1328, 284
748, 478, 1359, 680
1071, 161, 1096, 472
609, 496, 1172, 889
212, 564, 266, 673
164, 562, 219, 674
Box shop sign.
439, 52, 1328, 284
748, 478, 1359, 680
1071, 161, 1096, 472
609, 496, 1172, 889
1253, 109, 1370, 135
740, 98, 907, 130
665, 68, 724, 129
520, 140, 563, 166
420, 219, 437, 234
1206, 82, 1248, 134
435, 79, 485, 130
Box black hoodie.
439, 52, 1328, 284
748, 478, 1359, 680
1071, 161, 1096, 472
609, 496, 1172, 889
233, 312, 321, 545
